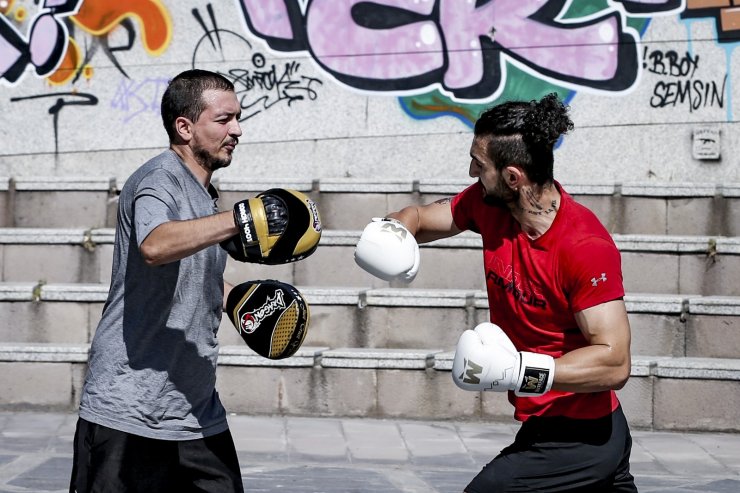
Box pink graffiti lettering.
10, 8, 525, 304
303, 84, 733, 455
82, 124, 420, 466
237, 0, 680, 99
0, 0, 82, 85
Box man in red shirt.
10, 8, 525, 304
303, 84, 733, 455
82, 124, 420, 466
355, 94, 637, 492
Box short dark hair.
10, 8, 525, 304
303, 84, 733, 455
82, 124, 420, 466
160, 69, 235, 142
473, 93, 573, 185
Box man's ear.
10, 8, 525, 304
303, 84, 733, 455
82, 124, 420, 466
174, 116, 193, 143
502, 165, 523, 191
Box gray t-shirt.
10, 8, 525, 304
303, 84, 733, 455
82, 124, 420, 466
79, 149, 229, 440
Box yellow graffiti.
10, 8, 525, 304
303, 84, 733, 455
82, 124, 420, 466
13, 4, 25, 22
71, 0, 172, 56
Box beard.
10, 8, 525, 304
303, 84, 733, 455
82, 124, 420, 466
193, 144, 232, 172
481, 177, 518, 208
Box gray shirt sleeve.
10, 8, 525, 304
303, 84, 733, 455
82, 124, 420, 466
133, 168, 183, 247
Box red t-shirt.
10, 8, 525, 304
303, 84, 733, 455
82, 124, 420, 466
451, 181, 623, 421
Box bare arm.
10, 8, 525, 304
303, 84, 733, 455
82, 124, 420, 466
140, 211, 238, 266
387, 198, 462, 244
552, 299, 632, 392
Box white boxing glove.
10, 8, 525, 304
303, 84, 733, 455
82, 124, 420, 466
452, 323, 555, 397
354, 217, 420, 283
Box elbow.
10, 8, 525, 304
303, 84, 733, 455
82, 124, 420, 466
610, 359, 632, 390
140, 242, 166, 266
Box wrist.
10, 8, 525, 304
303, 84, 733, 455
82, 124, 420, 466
514, 352, 555, 397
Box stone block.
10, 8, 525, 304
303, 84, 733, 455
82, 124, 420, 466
617, 363, 655, 429
680, 253, 740, 296
619, 197, 667, 235
686, 314, 740, 358
359, 304, 469, 349
14, 191, 110, 228
621, 252, 679, 294
0, 362, 76, 409
318, 367, 377, 416
725, 197, 740, 236
315, 193, 392, 230
216, 366, 283, 413
666, 197, 716, 235
293, 243, 381, 288
378, 368, 480, 419
0, 301, 89, 343
654, 378, 740, 432
628, 312, 685, 357
3, 244, 100, 284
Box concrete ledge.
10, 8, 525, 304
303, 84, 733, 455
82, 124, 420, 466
2, 283, 738, 317
1, 343, 737, 431
688, 296, 740, 315
12, 177, 115, 192
0, 343, 89, 362
320, 348, 441, 369
318, 178, 414, 193
620, 182, 718, 197
219, 346, 326, 367
2, 228, 739, 254
653, 357, 740, 380
216, 178, 314, 193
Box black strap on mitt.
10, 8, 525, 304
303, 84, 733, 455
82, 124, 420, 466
221, 188, 322, 265
226, 280, 310, 359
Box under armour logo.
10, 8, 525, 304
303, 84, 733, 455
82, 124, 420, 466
591, 273, 607, 286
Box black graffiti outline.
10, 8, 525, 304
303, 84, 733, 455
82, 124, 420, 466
190, 3, 323, 121
65, 17, 138, 84
10, 92, 99, 154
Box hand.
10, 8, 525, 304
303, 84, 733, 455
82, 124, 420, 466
452, 323, 555, 396
354, 217, 420, 282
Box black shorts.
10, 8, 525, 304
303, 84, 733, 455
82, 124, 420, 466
466, 406, 637, 493
69, 417, 244, 493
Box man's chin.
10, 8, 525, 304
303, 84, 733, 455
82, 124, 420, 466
482, 195, 508, 208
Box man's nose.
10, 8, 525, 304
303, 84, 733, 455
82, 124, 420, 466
469, 162, 479, 178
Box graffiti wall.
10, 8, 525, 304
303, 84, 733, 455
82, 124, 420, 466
1, 0, 739, 183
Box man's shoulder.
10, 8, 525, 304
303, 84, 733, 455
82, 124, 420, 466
122, 150, 183, 191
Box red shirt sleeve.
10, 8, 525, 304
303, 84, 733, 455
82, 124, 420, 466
560, 236, 625, 313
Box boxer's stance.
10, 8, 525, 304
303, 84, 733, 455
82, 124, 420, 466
70, 70, 319, 492
356, 94, 637, 492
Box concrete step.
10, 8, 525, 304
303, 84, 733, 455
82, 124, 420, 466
2, 283, 739, 360
2, 228, 739, 296
1, 342, 738, 433
2, 176, 739, 235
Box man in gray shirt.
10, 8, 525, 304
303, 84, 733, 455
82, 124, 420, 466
70, 69, 245, 492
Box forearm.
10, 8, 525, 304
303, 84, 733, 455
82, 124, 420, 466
388, 200, 458, 244
552, 344, 631, 393
141, 211, 238, 265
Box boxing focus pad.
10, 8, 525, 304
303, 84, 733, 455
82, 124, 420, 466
226, 280, 310, 359
222, 188, 322, 264
452, 323, 555, 397
354, 218, 420, 282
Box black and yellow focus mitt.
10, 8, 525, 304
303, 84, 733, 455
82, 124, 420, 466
226, 279, 310, 360
221, 188, 322, 264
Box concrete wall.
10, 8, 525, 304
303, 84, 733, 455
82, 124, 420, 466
1, 0, 739, 184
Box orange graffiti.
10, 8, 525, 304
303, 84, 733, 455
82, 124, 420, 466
71, 0, 172, 56
0, 0, 15, 16
46, 37, 82, 86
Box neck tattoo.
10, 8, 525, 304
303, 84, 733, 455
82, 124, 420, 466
519, 199, 558, 216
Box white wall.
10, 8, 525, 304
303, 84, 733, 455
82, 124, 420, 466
1, 0, 738, 183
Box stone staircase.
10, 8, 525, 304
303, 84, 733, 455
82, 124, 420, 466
0, 176, 739, 433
